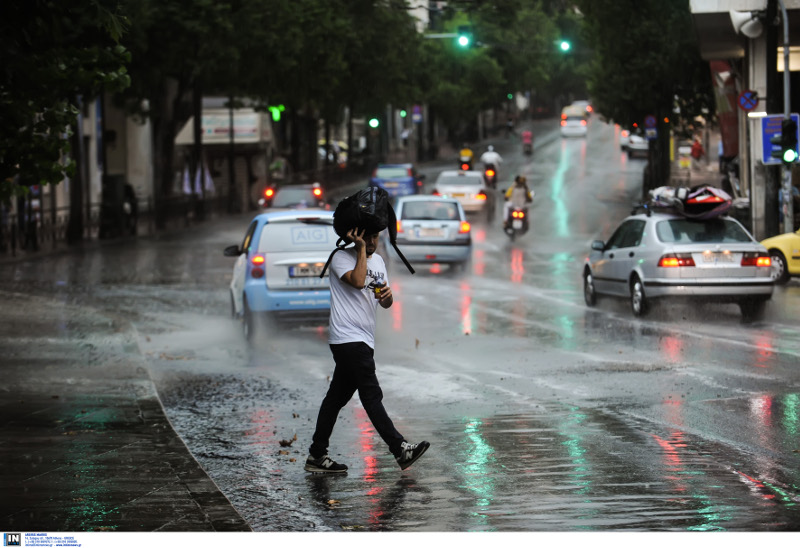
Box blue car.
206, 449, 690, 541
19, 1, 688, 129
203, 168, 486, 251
224, 210, 336, 341
369, 163, 425, 197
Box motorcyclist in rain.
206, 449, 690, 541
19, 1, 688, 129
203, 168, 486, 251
503, 175, 533, 229
479, 145, 503, 168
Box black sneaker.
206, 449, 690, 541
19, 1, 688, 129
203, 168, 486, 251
304, 454, 348, 474
396, 440, 430, 470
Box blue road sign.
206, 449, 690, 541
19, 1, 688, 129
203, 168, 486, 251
738, 90, 758, 112
644, 115, 657, 128
762, 113, 800, 164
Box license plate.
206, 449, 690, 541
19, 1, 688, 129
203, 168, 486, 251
383, 181, 399, 187
289, 264, 325, 277
452, 192, 465, 197
512, 220, 523, 229
702, 252, 734, 263
417, 227, 444, 238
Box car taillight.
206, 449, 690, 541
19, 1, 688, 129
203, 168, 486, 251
741, 252, 771, 267
621, 130, 630, 137
251, 255, 265, 278
432, 189, 441, 196
581, 120, 587, 126
459, 221, 471, 233
264, 188, 275, 198
476, 191, 487, 201
486, 169, 495, 177
511, 210, 525, 219
658, 253, 695, 267
417, 179, 423, 187
396, 220, 403, 233
313, 188, 322, 197
687, 195, 725, 204
560, 120, 566, 126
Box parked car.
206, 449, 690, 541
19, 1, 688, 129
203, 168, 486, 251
258, 183, 328, 210
432, 170, 489, 213
369, 163, 425, 197
224, 210, 336, 341
619, 127, 631, 150
760, 228, 800, 284
627, 130, 649, 158
560, 105, 588, 138
386, 195, 472, 269
583, 210, 774, 319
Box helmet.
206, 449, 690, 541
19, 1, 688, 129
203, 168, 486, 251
487, 145, 494, 151
515, 175, 527, 184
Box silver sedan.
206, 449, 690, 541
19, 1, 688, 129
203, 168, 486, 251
583, 211, 774, 319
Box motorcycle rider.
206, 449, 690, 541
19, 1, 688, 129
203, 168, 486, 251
480, 145, 503, 167
459, 143, 474, 170
503, 175, 533, 229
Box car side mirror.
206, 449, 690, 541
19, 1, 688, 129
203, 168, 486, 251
223, 245, 242, 257
591, 240, 605, 251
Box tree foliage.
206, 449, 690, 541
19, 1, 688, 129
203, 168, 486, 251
0, 0, 130, 201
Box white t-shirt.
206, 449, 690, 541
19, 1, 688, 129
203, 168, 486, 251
328, 248, 389, 349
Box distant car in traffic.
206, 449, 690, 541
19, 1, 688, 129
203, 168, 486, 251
432, 170, 489, 213
620, 127, 631, 150
626, 130, 649, 158
760, 227, 800, 284
560, 105, 588, 137
386, 195, 472, 269
583, 210, 773, 320
258, 183, 328, 210
224, 210, 336, 341
369, 163, 425, 197
571, 100, 593, 117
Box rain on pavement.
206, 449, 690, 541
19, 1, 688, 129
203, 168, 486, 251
3, 118, 799, 532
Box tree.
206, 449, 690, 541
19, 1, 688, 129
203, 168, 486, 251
0, 0, 130, 202
575, 0, 715, 187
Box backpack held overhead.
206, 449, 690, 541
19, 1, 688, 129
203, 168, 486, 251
319, 186, 415, 277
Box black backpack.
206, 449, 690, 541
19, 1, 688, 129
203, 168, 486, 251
319, 186, 415, 277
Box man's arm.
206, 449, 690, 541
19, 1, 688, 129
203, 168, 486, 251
340, 228, 368, 289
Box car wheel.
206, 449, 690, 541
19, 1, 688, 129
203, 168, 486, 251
630, 275, 648, 317
242, 299, 255, 342
583, 271, 597, 307
739, 298, 766, 321
769, 250, 790, 284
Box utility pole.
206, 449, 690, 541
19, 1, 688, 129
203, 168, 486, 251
766, 0, 781, 237
778, 0, 795, 232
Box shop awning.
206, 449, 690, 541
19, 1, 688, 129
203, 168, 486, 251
175, 108, 273, 146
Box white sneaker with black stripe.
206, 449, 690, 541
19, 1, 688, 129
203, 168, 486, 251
304, 454, 348, 474
396, 440, 430, 470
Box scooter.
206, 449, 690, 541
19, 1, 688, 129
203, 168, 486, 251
483, 164, 497, 188
522, 130, 533, 155
504, 207, 529, 241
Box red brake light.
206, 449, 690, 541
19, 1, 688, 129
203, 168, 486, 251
741, 253, 771, 267
459, 221, 471, 233
476, 192, 487, 201
586, 106, 593, 112
396, 220, 403, 233
658, 253, 695, 267
252, 255, 265, 265
432, 190, 441, 196
511, 210, 525, 219
486, 169, 495, 177
581, 120, 587, 126
621, 130, 630, 137
560, 120, 566, 126
561, 113, 567, 120
313, 188, 322, 197
265, 188, 275, 198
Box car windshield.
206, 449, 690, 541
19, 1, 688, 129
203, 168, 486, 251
376, 167, 409, 178
272, 188, 317, 208
437, 175, 482, 186
401, 201, 459, 220
656, 218, 752, 244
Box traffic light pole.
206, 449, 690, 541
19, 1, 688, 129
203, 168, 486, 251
779, 0, 794, 232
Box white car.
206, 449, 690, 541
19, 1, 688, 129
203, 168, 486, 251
560, 106, 588, 137
432, 170, 489, 213
223, 210, 336, 341
388, 195, 472, 268
620, 127, 631, 150
627, 131, 649, 158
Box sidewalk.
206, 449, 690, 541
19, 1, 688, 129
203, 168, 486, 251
0, 289, 251, 532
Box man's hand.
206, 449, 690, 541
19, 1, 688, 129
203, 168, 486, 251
347, 227, 366, 249
377, 285, 393, 309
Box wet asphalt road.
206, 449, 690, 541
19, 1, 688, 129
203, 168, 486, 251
2, 117, 799, 532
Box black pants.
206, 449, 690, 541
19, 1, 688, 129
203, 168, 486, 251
309, 342, 405, 459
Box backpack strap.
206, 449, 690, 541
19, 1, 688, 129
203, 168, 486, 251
387, 202, 415, 274
319, 238, 350, 278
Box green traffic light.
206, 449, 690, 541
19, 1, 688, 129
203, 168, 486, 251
368, 118, 380, 129
400, 109, 407, 118
560, 40, 571, 52
784, 148, 797, 163
458, 35, 470, 47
